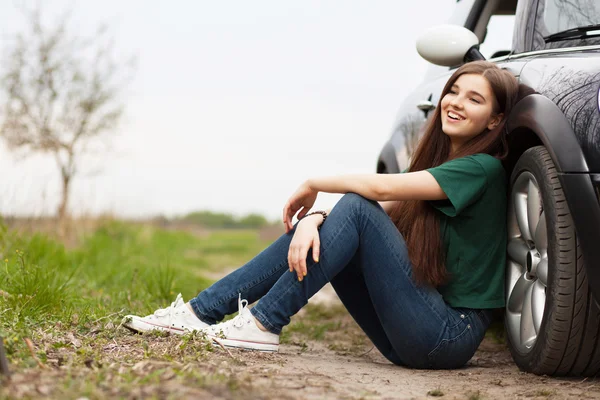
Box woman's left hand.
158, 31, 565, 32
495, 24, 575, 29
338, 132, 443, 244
283, 182, 319, 233
288, 216, 321, 280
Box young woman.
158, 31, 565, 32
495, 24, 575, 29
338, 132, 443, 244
124, 60, 520, 369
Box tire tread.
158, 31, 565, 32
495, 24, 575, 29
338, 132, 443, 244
506, 146, 600, 376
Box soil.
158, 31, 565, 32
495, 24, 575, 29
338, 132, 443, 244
262, 337, 598, 400
4, 285, 600, 399
263, 286, 600, 400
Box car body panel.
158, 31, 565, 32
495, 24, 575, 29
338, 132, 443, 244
382, 71, 449, 172
517, 54, 600, 172
511, 0, 536, 54
506, 94, 590, 173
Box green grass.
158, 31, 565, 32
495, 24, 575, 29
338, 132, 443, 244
536, 389, 555, 397
427, 387, 444, 397
0, 220, 377, 399
0, 220, 270, 365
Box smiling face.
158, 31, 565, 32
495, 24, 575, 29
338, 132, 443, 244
440, 73, 503, 151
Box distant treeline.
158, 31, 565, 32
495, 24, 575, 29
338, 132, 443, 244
177, 211, 273, 229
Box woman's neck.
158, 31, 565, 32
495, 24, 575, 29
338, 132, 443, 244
450, 142, 461, 156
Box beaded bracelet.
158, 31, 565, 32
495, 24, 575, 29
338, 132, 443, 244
301, 210, 328, 228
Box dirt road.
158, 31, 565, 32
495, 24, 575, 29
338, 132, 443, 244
248, 286, 600, 399
262, 335, 598, 399
4, 285, 600, 399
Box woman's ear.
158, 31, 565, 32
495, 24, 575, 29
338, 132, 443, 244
487, 113, 504, 130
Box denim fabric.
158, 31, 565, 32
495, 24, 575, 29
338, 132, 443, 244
189, 193, 493, 369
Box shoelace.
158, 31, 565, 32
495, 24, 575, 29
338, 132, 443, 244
232, 293, 249, 328
213, 293, 249, 334
153, 293, 184, 317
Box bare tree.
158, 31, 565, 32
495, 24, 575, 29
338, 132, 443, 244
0, 6, 134, 228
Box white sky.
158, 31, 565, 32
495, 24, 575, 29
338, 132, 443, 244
0, 1, 513, 221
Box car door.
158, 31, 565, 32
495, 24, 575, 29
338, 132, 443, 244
386, 70, 451, 172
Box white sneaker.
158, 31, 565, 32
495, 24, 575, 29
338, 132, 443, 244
122, 293, 209, 335
202, 294, 279, 352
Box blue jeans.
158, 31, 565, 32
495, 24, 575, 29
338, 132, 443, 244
189, 193, 493, 369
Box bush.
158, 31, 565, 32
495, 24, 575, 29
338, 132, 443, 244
0, 220, 271, 338
179, 210, 270, 229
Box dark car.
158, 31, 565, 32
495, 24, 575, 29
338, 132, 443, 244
376, 0, 600, 376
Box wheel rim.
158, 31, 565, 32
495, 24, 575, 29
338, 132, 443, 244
506, 172, 548, 354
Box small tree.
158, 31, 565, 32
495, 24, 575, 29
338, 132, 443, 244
0, 6, 134, 227
238, 213, 269, 229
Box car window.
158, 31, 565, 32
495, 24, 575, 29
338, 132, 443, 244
543, 0, 600, 35
479, 15, 515, 59
532, 0, 600, 50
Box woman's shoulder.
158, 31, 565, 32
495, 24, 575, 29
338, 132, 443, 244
441, 153, 502, 172
462, 153, 504, 174
430, 154, 505, 180
442, 153, 505, 184
461, 152, 500, 164
471, 154, 506, 186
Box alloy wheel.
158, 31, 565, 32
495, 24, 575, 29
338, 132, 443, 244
506, 172, 549, 354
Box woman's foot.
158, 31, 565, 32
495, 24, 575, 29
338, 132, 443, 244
122, 293, 209, 334
201, 295, 279, 352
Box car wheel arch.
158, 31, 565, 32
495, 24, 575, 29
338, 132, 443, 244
506, 93, 589, 174
504, 126, 543, 178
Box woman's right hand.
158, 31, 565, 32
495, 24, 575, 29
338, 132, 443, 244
288, 215, 322, 281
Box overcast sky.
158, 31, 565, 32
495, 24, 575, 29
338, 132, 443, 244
0, 1, 513, 220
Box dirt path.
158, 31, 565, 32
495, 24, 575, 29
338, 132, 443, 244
4, 307, 600, 399
4, 284, 600, 399
243, 290, 600, 400
268, 339, 599, 399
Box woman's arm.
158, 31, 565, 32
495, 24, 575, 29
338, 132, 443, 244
307, 171, 447, 202
283, 171, 446, 231
303, 200, 395, 229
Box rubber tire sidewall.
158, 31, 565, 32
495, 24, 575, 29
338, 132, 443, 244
505, 146, 575, 375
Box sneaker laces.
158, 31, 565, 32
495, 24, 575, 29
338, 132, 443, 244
153, 293, 184, 317
232, 293, 250, 328
212, 293, 249, 334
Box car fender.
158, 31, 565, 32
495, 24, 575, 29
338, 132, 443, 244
506, 93, 589, 173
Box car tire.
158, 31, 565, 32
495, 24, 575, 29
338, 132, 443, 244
505, 146, 600, 376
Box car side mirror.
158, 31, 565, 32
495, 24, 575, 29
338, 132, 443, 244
416, 25, 484, 66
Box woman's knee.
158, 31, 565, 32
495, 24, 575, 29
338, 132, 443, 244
336, 193, 380, 215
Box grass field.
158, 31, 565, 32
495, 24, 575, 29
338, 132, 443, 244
0, 221, 304, 398
1, 221, 272, 337
0, 221, 527, 400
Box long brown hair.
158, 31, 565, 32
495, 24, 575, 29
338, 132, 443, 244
389, 61, 520, 287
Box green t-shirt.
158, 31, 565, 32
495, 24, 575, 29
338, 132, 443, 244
426, 153, 507, 309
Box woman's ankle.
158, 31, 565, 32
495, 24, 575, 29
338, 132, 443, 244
251, 314, 270, 332
185, 302, 206, 323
